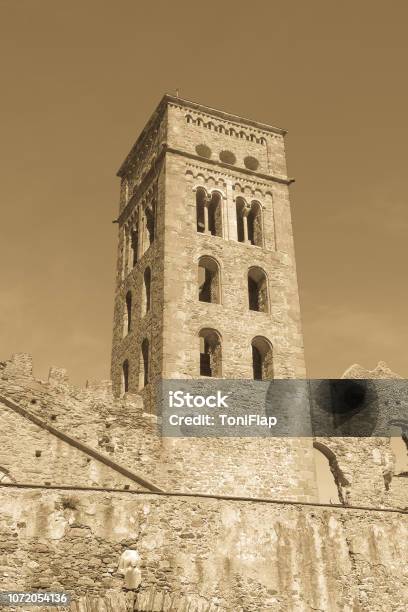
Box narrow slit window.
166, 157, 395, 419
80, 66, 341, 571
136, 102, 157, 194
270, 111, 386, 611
140, 339, 149, 388
122, 359, 129, 394
124, 291, 132, 335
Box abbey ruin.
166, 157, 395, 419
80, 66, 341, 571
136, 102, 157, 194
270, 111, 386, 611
0, 95, 407, 611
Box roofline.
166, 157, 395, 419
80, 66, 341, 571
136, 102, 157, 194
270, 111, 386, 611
163, 94, 288, 137
117, 96, 168, 177
116, 93, 287, 177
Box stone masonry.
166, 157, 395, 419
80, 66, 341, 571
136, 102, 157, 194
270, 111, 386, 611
0, 96, 407, 611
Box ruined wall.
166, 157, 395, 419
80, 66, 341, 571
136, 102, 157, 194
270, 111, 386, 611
0, 355, 316, 502
2, 353, 408, 507
0, 401, 143, 490
0, 488, 407, 612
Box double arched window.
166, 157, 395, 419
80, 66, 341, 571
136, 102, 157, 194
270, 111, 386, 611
196, 188, 223, 237
236, 197, 264, 246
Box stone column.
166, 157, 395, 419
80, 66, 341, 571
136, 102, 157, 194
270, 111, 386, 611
242, 203, 251, 243
225, 180, 235, 241
203, 196, 211, 234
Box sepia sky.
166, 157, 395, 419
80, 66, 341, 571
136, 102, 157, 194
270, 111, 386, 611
1, 0, 408, 385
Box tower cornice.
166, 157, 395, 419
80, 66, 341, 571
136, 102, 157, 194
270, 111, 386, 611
116, 94, 288, 178
163, 94, 287, 137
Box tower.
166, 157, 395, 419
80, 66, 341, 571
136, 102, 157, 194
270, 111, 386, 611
111, 95, 306, 400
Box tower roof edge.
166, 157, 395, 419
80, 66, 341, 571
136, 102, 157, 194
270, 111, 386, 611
162, 93, 288, 137
116, 94, 287, 178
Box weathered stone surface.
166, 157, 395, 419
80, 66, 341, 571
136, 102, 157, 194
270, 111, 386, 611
0, 98, 407, 612
0, 489, 406, 611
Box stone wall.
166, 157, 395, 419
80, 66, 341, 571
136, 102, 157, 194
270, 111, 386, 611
110, 165, 166, 400
0, 488, 406, 612
2, 353, 407, 507
0, 355, 316, 502
166, 100, 287, 178
0, 400, 142, 490
111, 96, 306, 401
162, 154, 305, 380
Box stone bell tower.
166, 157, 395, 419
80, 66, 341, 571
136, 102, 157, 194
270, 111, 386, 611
111, 95, 305, 401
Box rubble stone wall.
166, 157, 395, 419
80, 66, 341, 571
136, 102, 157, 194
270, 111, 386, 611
0, 488, 406, 612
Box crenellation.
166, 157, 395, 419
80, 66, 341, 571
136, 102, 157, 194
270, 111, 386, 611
2, 352, 33, 379
48, 366, 69, 387
85, 378, 113, 397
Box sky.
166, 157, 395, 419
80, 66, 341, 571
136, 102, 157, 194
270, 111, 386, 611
1, 0, 408, 385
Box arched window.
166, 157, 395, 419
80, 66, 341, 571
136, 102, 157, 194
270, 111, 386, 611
247, 201, 263, 247
236, 197, 246, 243
196, 189, 223, 237
198, 256, 220, 304
143, 267, 151, 315
251, 336, 273, 380
122, 359, 129, 394
124, 291, 132, 336
390, 425, 408, 474
236, 198, 263, 246
199, 329, 222, 377
196, 188, 207, 233
122, 227, 128, 278
313, 442, 349, 504
209, 192, 222, 236
145, 204, 155, 246
140, 339, 149, 388
248, 267, 269, 312
131, 225, 139, 266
